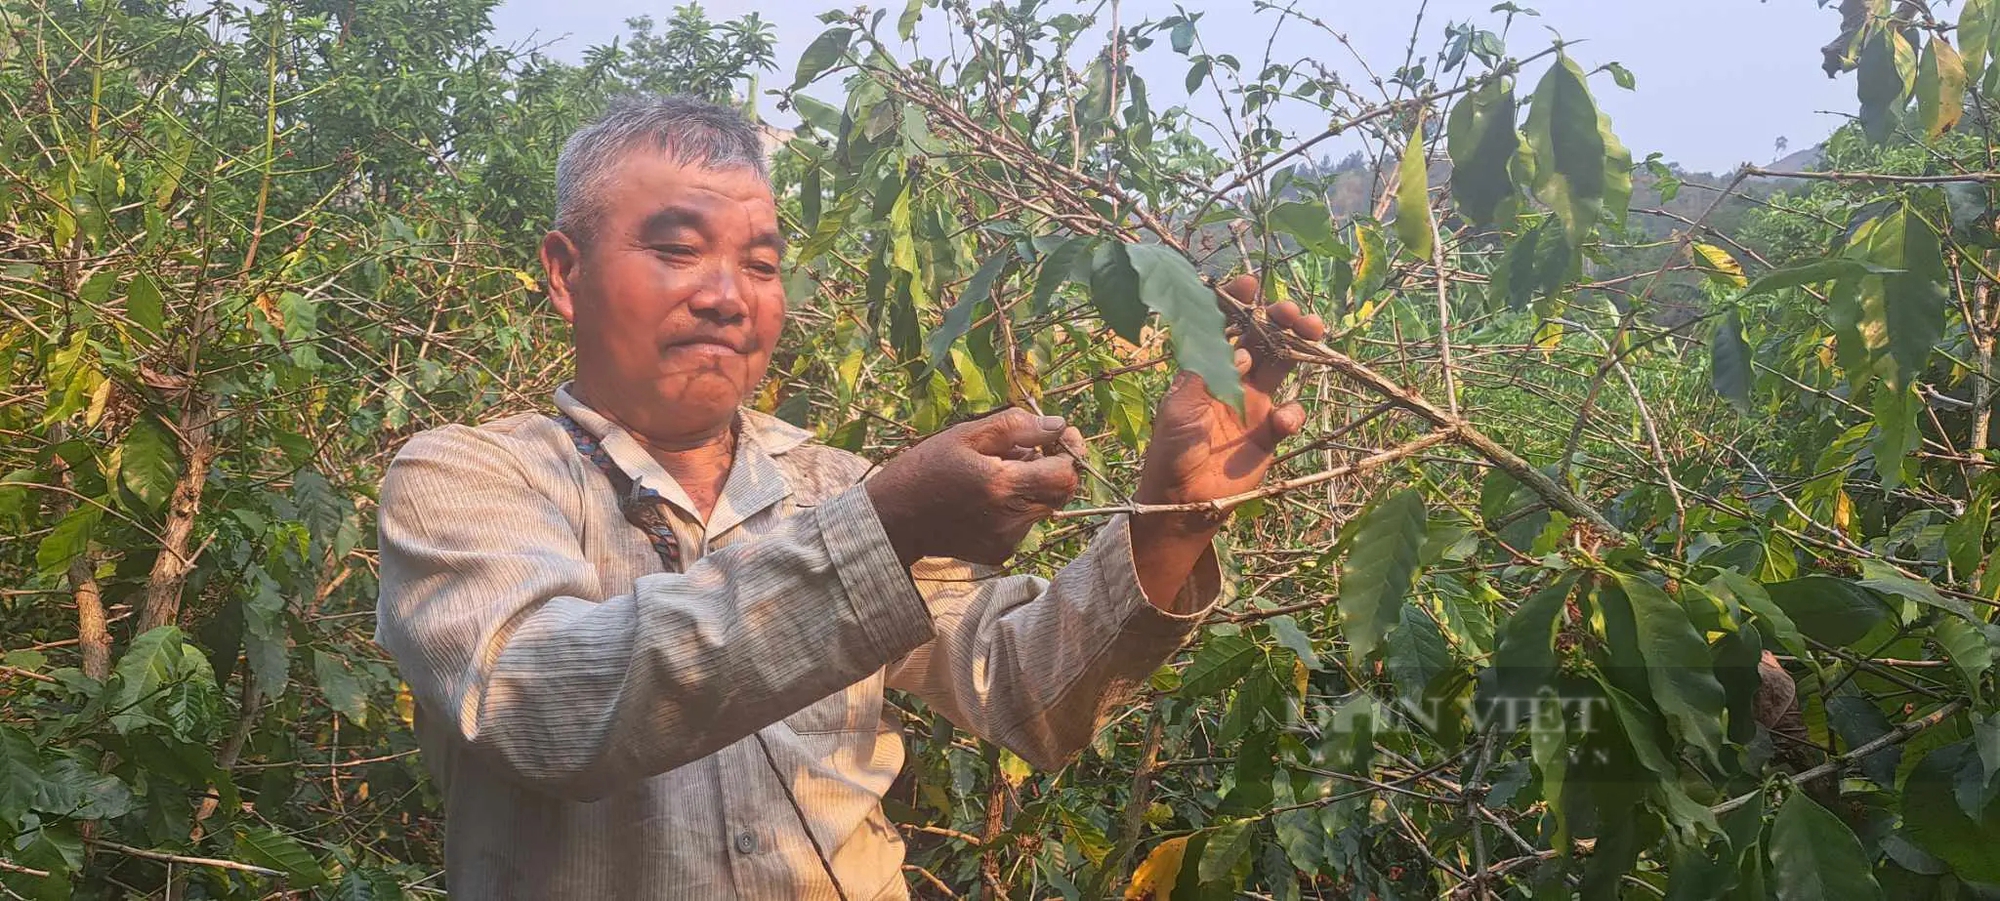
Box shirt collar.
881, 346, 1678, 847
552, 383, 809, 533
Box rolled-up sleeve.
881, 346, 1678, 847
886, 516, 1222, 770
374, 426, 933, 801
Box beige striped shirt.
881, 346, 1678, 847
373, 386, 1219, 899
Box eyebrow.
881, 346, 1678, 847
638, 205, 786, 255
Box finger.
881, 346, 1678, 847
967, 407, 1066, 456
1252, 401, 1309, 450
1247, 342, 1297, 396
1219, 273, 1261, 306
1293, 312, 1327, 341
1051, 426, 1088, 461
1012, 454, 1081, 508
1234, 347, 1255, 377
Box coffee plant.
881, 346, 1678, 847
3, 0, 1999, 898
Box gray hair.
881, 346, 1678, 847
553, 95, 769, 242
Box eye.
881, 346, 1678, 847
653, 244, 699, 261
745, 260, 781, 278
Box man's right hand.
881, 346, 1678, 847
865, 408, 1084, 567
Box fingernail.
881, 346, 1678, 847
1039, 415, 1064, 430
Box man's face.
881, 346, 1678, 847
543, 152, 785, 445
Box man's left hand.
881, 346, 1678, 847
1124, 274, 1324, 610
1134, 274, 1326, 513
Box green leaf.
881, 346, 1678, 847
898, 0, 922, 40
1338, 490, 1428, 668
1170, 20, 1195, 54
1030, 236, 1088, 316
1186, 58, 1211, 93
1265, 615, 1321, 670
1963, 0, 1995, 88
1446, 78, 1519, 227
1488, 577, 1570, 701
233, 825, 326, 887
1904, 743, 2000, 883
1599, 106, 1633, 228
1873, 382, 1921, 490
1742, 258, 1896, 296
1826, 694, 1901, 787
1197, 819, 1255, 882
792, 27, 853, 90
335, 868, 405, 901
1086, 240, 1147, 342
1708, 571, 1808, 659
1862, 205, 1948, 390
1916, 37, 1967, 139
1855, 558, 1975, 620
1932, 616, 1996, 699
1522, 53, 1609, 246
1124, 244, 1245, 412
1605, 61, 1636, 89
117, 416, 181, 511
312, 650, 368, 727
1770, 791, 1884, 901
1858, 25, 1917, 142
242, 568, 291, 700
1383, 603, 1452, 706
1395, 130, 1434, 261
1611, 573, 1727, 768
35, 504, 99, 575
1269, 201, 1338, 255
106, 626, 214, 735
928, 252, 1009, 369
1948, 486, 1992, 575
126, 273, 164, 335
1762, 576, 1891, 647
1711, 309, 1752, 413
1181, 633, 1260, 697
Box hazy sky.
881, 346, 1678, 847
489, 0, 1858, 174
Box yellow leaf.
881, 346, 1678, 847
998, 749, 1033, 786
513, 270, 540, 292
1834, 489, 1855, 532
1690, 242, 1747, 289
395, 682, 415, 727
1124, 836, 1189, 900
1534, 319, 1564, 352
85, 378, 113, 428
1293, 658, 1310, 701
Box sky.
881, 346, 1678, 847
487, 0, 1860, 174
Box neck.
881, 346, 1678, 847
642, 429, 736, 522
573, 384, 739, 520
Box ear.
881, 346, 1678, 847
540, 229, 583, 325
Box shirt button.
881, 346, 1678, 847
734, 830, 758, 854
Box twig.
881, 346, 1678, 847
1089, 717, 1164, 901
1053, 429, 1456, 519
0, 859, 50, 879
84, 839, 285, 878
1744, 166, 2000, 184
1710, 698, 1970, 815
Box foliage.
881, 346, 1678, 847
4, 0, 2000, 898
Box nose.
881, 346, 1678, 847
686, 263, 748, 324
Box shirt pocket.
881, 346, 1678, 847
783, 671, 884, 734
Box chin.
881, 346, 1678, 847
651, 373, 751, 427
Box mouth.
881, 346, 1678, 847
662, 337, 747, 354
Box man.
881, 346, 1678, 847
374, 95, 1326, 899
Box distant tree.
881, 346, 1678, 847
1775, 134, 1790, 156
617, 5, 776, 103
